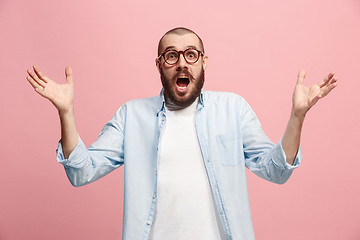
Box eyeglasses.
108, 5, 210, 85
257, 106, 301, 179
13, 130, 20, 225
158, 48, 204, 65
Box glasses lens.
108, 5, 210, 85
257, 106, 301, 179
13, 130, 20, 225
184, 49, 199, 63
164, 51, 179, 64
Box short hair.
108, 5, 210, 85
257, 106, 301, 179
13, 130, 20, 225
157, 27, 205, 56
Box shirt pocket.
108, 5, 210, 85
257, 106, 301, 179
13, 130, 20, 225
216, 130, 244, 166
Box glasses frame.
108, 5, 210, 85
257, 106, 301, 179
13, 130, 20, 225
158, 48, 204, 65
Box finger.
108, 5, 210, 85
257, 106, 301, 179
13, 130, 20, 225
26, 76, 42, 89
34, 86, 47, 97
297, 69, 306, 85
320, 76, 338, 91
33, 65, 49, 83
330, 76, 338, 84
318, 72, 335, 88
319, 79, 338, 98
65, 66, 73, 84
27, 76, 46, 95
27, 69, 46, 88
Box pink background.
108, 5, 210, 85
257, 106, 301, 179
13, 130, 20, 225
1, 0, 359, 239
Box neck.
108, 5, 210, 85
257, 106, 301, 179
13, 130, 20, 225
164, 96, 198, 111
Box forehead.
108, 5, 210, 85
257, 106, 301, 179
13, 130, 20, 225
160, 33, 202, 52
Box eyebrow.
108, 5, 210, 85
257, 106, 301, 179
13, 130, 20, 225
163, 45, 199, 53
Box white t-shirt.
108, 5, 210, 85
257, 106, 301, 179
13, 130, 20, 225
149, 99, 224, 240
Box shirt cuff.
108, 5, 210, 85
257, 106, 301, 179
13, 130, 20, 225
271, 138, 302, 170
56, 135, 88, 167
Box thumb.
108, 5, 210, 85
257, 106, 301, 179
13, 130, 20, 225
297, 69, 306, 85
65, 66, 73, 84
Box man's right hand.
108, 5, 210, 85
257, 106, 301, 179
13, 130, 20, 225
27, 65, 79, 158
27, 66, 74, 114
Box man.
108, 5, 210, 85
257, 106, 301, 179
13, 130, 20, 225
26, 27, 337, 240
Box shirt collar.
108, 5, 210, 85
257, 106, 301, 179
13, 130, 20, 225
157, 88, 204, 116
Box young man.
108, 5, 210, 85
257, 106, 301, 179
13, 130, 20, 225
26, 27, 337, 240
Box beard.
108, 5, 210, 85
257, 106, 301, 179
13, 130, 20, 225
161, 68, 205, 111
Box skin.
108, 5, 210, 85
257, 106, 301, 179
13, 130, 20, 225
282, 70, 337, 164
156, 33, 208, 110
26, 33, 337, 164
27, 66, 77, 158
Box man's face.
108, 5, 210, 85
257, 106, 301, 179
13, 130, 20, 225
156, 33, 208, 109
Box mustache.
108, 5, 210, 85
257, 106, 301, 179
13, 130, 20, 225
175, 69, 194, 80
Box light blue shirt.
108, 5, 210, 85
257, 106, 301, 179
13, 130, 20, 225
56, 90, 301, 240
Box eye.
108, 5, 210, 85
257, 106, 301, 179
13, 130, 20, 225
165, 51, 178, 60
185, 50, 198, 60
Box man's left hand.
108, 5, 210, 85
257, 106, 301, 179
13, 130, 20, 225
292, 69, 338, 119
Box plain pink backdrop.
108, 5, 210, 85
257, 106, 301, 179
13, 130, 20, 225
1, 0, 359, 239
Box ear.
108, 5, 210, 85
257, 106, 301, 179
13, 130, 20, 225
155, 57, 162, 74
202, 55, 209, 71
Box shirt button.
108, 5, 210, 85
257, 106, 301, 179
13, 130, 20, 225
147, 220, 152, 225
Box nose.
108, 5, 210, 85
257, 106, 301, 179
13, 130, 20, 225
177, 53, 188, 69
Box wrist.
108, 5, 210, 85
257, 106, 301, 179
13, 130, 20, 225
290, 110, 305, 125
58, 105, 74, 119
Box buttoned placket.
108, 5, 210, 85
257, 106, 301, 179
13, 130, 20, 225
143, 100, 167, 240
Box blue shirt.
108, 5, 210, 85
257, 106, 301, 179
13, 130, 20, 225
56, 90, 302, 240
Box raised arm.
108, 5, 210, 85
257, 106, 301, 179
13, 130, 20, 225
27, 66, 78, 158
282, 69, 338, 165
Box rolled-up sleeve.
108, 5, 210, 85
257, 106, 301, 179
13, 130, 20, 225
241, 100, 302, 184
271, 138, 302, 170
56, 135, 88, 166
56, 105, 126, 187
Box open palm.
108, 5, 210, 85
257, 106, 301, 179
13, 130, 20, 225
27, 66, 74, 113
292, 69, 338, 118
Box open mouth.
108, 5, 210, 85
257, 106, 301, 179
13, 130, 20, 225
176, 77, 190, 91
